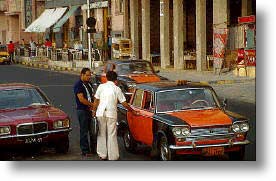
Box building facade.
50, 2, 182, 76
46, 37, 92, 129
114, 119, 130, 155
1, 0, 256, 72
0, 0, 45, 44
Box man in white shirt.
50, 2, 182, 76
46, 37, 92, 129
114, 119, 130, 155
92, 71, 137, 160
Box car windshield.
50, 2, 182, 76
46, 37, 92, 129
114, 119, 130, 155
156, 88, 220, 113
117, 62, 154, 74
0, 88, 48, 110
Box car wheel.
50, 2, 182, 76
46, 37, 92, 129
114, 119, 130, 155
123, 128, 137, 152
55, 135, 69, 154
159, 135, 174, 161
228, 146, 245, 160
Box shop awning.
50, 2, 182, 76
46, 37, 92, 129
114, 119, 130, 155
53, 6, 79, 33
25, 7, 67, 32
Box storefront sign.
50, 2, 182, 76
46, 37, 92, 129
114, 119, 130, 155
82, 1, 109, 10
24, 0, 32, 28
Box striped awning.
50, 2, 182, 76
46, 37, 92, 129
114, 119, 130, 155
53, 6, 79, 33
25, 7, 67, 32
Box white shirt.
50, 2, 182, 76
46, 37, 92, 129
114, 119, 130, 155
94, 81, 126, 119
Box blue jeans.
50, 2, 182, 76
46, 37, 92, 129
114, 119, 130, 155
77, 110, 95, 154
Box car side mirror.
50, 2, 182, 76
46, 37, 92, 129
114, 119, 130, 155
222, 98, 227, 110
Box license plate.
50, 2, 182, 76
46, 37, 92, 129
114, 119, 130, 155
25, 137, 43, 144
202, 147, 224, 156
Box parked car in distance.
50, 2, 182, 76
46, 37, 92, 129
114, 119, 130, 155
117, 80, 250, 160
0, 46, 10, 64
93, 60, 167, 101
0, 83, 72, 153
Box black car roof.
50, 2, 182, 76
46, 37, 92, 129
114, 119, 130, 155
136, 81, 213, 92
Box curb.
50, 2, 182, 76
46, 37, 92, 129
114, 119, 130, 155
16, 60, 255, 85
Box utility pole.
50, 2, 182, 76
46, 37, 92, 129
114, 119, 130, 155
87, 0, 92, 69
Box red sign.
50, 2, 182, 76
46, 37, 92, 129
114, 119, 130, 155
245, 49, 256, 66
238, 15, 256, 24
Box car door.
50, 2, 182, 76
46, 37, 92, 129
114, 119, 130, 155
127, 89, 153, 146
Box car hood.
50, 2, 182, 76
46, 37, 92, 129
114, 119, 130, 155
165, 109, 232, 127
0, 106, 67, 124
126, 74, 161, 83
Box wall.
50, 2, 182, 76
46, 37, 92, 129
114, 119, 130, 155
0, 12, 7, 44
111, 0, 123, 32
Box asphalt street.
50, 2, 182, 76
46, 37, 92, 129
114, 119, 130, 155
0, 64, 256, 161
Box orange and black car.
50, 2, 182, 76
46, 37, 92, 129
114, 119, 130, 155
92, 60, 167, 101
117, 81, 250, 160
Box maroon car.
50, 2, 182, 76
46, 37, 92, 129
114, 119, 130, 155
0, 83, 72, 153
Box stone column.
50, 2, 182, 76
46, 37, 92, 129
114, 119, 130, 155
142, 0, 150, 61
130, 0, 139, 58
213, 0, 227, 29
123, 0, 130, 38
196, 0, 206, 71
173, 0, 184, 70
160, 0, 170, 69
213, 0, 228, 74
242, 0, 253, 16
183, 1, 187, 49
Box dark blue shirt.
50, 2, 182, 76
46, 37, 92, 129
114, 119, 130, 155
73, 80, 94, 110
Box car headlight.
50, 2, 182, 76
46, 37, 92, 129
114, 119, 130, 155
53, 119, 70, 129
0, 126, 11, 135
240, 123, 249, 132
232, 124, 240, 133
172, 127, 190, 138
232, 122, 249, 133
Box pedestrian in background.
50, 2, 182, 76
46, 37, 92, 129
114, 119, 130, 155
92, 71, 138, 160
44, 38, 52, 48
29, 39, 36, 57
74, 68, 96, 157
7, 41, 15, 63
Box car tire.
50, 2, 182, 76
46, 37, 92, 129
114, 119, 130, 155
228, 146, 245, 160
123, 128, 137, 152
55, 135, 69, 154
159, 135, 175, 161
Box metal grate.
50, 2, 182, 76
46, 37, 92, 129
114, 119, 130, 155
186, 127, 234, 141
17, 122, 48, 135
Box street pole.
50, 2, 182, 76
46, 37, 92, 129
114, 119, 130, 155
87, 0, 92, 69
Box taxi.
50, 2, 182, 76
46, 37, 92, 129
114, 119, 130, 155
93, 60, 167, 100
0, 83, 72, 153
117, 80, 250, 160
0, 46, 10, 64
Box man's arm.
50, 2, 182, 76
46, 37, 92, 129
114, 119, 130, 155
121, 101, 139, 115
77, 93, 94, 107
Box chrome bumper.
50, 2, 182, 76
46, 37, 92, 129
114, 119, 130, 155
169, 140, 250, 150
0, 128, 72, 140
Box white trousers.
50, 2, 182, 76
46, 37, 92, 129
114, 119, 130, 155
97, 115, 119, 160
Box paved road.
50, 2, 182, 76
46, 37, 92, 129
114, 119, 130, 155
0, 64, 256, 160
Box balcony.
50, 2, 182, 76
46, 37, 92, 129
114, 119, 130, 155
6, 0, 21, 14
0, 0, 7, 12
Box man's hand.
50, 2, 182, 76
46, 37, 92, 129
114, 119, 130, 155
132, 110, 140, 115
92, 110, 96, 117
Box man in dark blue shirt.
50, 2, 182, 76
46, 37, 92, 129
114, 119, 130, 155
74, 68, 95, 157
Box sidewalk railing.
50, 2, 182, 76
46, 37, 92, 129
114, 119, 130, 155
16, 47, 104, 61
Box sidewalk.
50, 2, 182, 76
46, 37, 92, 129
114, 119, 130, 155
158, 68, 255, 85
15, 56, 255, 85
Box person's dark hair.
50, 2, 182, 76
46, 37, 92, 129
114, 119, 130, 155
46, 38, 49, 41
81, 67, 91, 75
106, 71, 117, 81
10, 41, 12, 43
